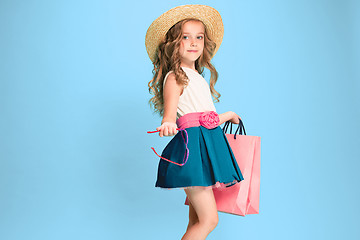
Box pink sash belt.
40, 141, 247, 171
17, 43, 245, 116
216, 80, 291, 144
176, 111, 220, 130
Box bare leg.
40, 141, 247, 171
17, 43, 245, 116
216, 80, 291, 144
186, 199, 199, 231
181, 187, 219, 240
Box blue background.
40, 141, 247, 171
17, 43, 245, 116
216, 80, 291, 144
1, 0, 359, 239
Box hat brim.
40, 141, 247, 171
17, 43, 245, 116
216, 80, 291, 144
145, 4, 224, 63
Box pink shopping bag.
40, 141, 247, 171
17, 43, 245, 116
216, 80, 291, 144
184, 119, 261, 216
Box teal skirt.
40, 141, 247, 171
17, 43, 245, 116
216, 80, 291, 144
155, 125, 244, 189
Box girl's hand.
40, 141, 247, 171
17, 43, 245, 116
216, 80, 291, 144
218, 111, 242, 125
156, 122, 178, 137
229, 111, 242, 124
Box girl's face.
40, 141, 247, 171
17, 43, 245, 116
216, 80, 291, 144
179, 20, 205, 67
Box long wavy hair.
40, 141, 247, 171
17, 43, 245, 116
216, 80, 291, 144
147, 18, 221, 117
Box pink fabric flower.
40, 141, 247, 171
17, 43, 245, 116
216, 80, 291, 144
199, 111, 220, 129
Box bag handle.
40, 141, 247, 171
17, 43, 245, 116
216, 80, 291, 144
146, 128, 189, 166
222, 118, 247, 139
222, 120, 233, 133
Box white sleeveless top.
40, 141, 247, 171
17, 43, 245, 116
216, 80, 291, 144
163, 66, 217, 119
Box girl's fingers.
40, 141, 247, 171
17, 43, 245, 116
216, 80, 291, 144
167, 128, 172, 136
156, 124, 179, 137
158, 127, 165, 137
165, 127, 177, 136
169, 127, 175, 136
156, 125, 162, 134
233, 113, 241, 123
172, 126, 179, 135
163, 127, 169, 136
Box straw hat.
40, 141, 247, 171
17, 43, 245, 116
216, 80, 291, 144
145, 4, 224, 63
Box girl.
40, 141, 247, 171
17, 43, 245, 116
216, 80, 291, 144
145, 4, 244, 240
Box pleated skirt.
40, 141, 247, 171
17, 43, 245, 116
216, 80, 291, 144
155, 124, 244, 190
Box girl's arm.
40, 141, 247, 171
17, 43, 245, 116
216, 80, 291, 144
156, 73, 183, 137
218, 111, 241, 125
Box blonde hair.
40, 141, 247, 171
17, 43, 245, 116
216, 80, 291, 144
147, 18, 221, 117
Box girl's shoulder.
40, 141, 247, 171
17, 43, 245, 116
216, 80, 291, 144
163, 70, 175, 87
163, 70, 185, 95
163, 68, 193, 86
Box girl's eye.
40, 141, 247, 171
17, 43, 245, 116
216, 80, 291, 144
183, 36, 204, 40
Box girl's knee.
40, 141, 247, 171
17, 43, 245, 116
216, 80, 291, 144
210, 215, 219, 229
201, 214, 218, 230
